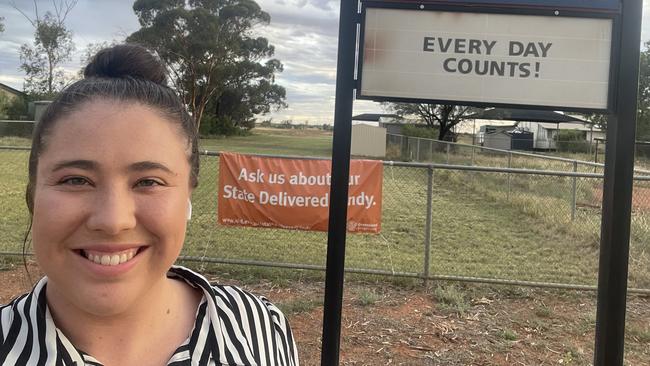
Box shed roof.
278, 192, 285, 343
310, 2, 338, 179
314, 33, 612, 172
0, 83, 26, 98
352, 113, 402, 122
468, 108, 589, 123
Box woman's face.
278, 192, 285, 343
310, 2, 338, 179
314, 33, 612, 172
31, 99, 193, 316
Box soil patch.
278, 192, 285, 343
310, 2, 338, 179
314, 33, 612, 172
592, 186, 650, 212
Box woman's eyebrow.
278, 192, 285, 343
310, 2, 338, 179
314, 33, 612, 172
51, 160, 97, 172
129, 161, 175, 175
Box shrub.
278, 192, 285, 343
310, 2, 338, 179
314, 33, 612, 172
555, 130, 591, 153
433, 285, 470, 315
0, 96, 29, 120
199, 115, 251, 137
0, 121, 34, 137
402, 124, 439, 139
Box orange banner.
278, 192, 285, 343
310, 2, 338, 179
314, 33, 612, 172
218, 152, 382, 233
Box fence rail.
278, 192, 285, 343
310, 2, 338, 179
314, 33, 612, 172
2, 146, 650, 293
386, 133, 650, 175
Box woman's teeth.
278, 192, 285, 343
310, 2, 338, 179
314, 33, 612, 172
84, 249, 137, 266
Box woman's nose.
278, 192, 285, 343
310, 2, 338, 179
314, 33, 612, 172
85, 188, 137, 235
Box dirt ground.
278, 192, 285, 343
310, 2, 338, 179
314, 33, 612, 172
591, 186, 650, 212
1, 263, 649, 365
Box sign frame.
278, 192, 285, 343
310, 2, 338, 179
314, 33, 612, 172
324, 1, 641, 365
355, 0, 622, 114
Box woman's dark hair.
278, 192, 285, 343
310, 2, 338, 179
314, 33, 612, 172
25, 44, 199, 214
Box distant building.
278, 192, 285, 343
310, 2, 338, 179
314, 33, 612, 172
351, 124, 386, 158
0, 83, 27, 119
480, 121, 603, 151
517, 121, 603, 150
480, 125, 534, 151
352, 113, 406, 134
0, 83, 26, 102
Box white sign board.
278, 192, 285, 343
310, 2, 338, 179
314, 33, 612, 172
359, 8, 613, 110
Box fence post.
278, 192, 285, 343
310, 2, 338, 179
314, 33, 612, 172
572, 160, 578, 221
417, 137, 421, 161
471, 144, 475, 166
423, 166, 433, 286
507, 152, 512, 200
594, 140, 599, 173
446, 143, 450, 164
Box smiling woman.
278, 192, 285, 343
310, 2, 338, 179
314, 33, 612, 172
0, 44, 299, 366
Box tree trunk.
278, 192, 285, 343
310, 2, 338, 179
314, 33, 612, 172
48, 56, 54, 95
194, 102, 206, 133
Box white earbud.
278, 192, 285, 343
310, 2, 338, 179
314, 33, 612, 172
187, 199, 192, 221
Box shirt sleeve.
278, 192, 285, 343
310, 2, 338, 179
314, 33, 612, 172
260, 296, 300, 366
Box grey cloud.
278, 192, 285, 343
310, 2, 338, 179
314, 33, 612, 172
309, 0, 334, 11
270, 11, 338, 37
294, 0, 308, 8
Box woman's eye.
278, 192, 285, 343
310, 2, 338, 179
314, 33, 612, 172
135, 179, 163, 188
60, 177, 90, 186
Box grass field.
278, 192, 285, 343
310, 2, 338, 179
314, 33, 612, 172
200, 127, 333, 157
1, 128, 649, 289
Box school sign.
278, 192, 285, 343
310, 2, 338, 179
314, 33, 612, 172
357, 1, 619, 112
323, 1, 640, 366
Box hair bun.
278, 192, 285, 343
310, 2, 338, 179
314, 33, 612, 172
83, 44, 167, 85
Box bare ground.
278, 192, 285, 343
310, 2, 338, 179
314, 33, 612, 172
591, 186, 650, 212
2, 263, 649, 366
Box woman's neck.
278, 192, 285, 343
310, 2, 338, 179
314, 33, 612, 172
46, 276, 202, 366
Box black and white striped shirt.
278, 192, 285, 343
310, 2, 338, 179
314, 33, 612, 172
0, 266, 299, 365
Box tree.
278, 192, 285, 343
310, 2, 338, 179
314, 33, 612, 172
127, 0, 286, 132
582, 41, 650, 137
581, 112, 607, 132
205, 61, 286, 133
14, 0, 77, 98
0, 94, 29, 120
636, 41, 650, 139
385, 103, 474, 141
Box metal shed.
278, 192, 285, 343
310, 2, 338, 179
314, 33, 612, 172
351, 123, 386, 158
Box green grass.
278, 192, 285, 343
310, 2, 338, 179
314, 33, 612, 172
2, 127, 650, 290
627, 325, 650, 343
0, 137, 31, 147
199, 127, 332, 157
499, 328, 518, 341
356, 288, 382, 306
534, 305, 553, 318
276, 298, 323, 315
433, 285, 470, 315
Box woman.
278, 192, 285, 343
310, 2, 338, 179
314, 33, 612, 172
0, 44, 299, 366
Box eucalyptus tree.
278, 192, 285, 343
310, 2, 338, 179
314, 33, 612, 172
386, 103, 474, 141
127, 0, 286, 132
14, 0, 77, 97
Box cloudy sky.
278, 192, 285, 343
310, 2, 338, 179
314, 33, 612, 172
2, 0, 650, 124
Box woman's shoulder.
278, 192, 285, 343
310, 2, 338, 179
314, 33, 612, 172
168, 265, 299, 365
168, 265, 288, 323
1, 278, 48, 346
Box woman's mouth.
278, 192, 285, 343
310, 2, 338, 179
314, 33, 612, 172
79, 248, 142, 266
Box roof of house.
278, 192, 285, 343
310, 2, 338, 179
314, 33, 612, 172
530, 122, 602, 131
468, 108, 589, 124
352, 113, 402, 122
0, 83, 26, 98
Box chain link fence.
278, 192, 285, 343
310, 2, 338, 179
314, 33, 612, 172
387, 133, 650, 175
1, 145, 649, 293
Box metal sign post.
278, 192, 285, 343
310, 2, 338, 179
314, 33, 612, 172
594, 0, 642, 364
320, 0, 358, 365
319, 0, 642, 364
